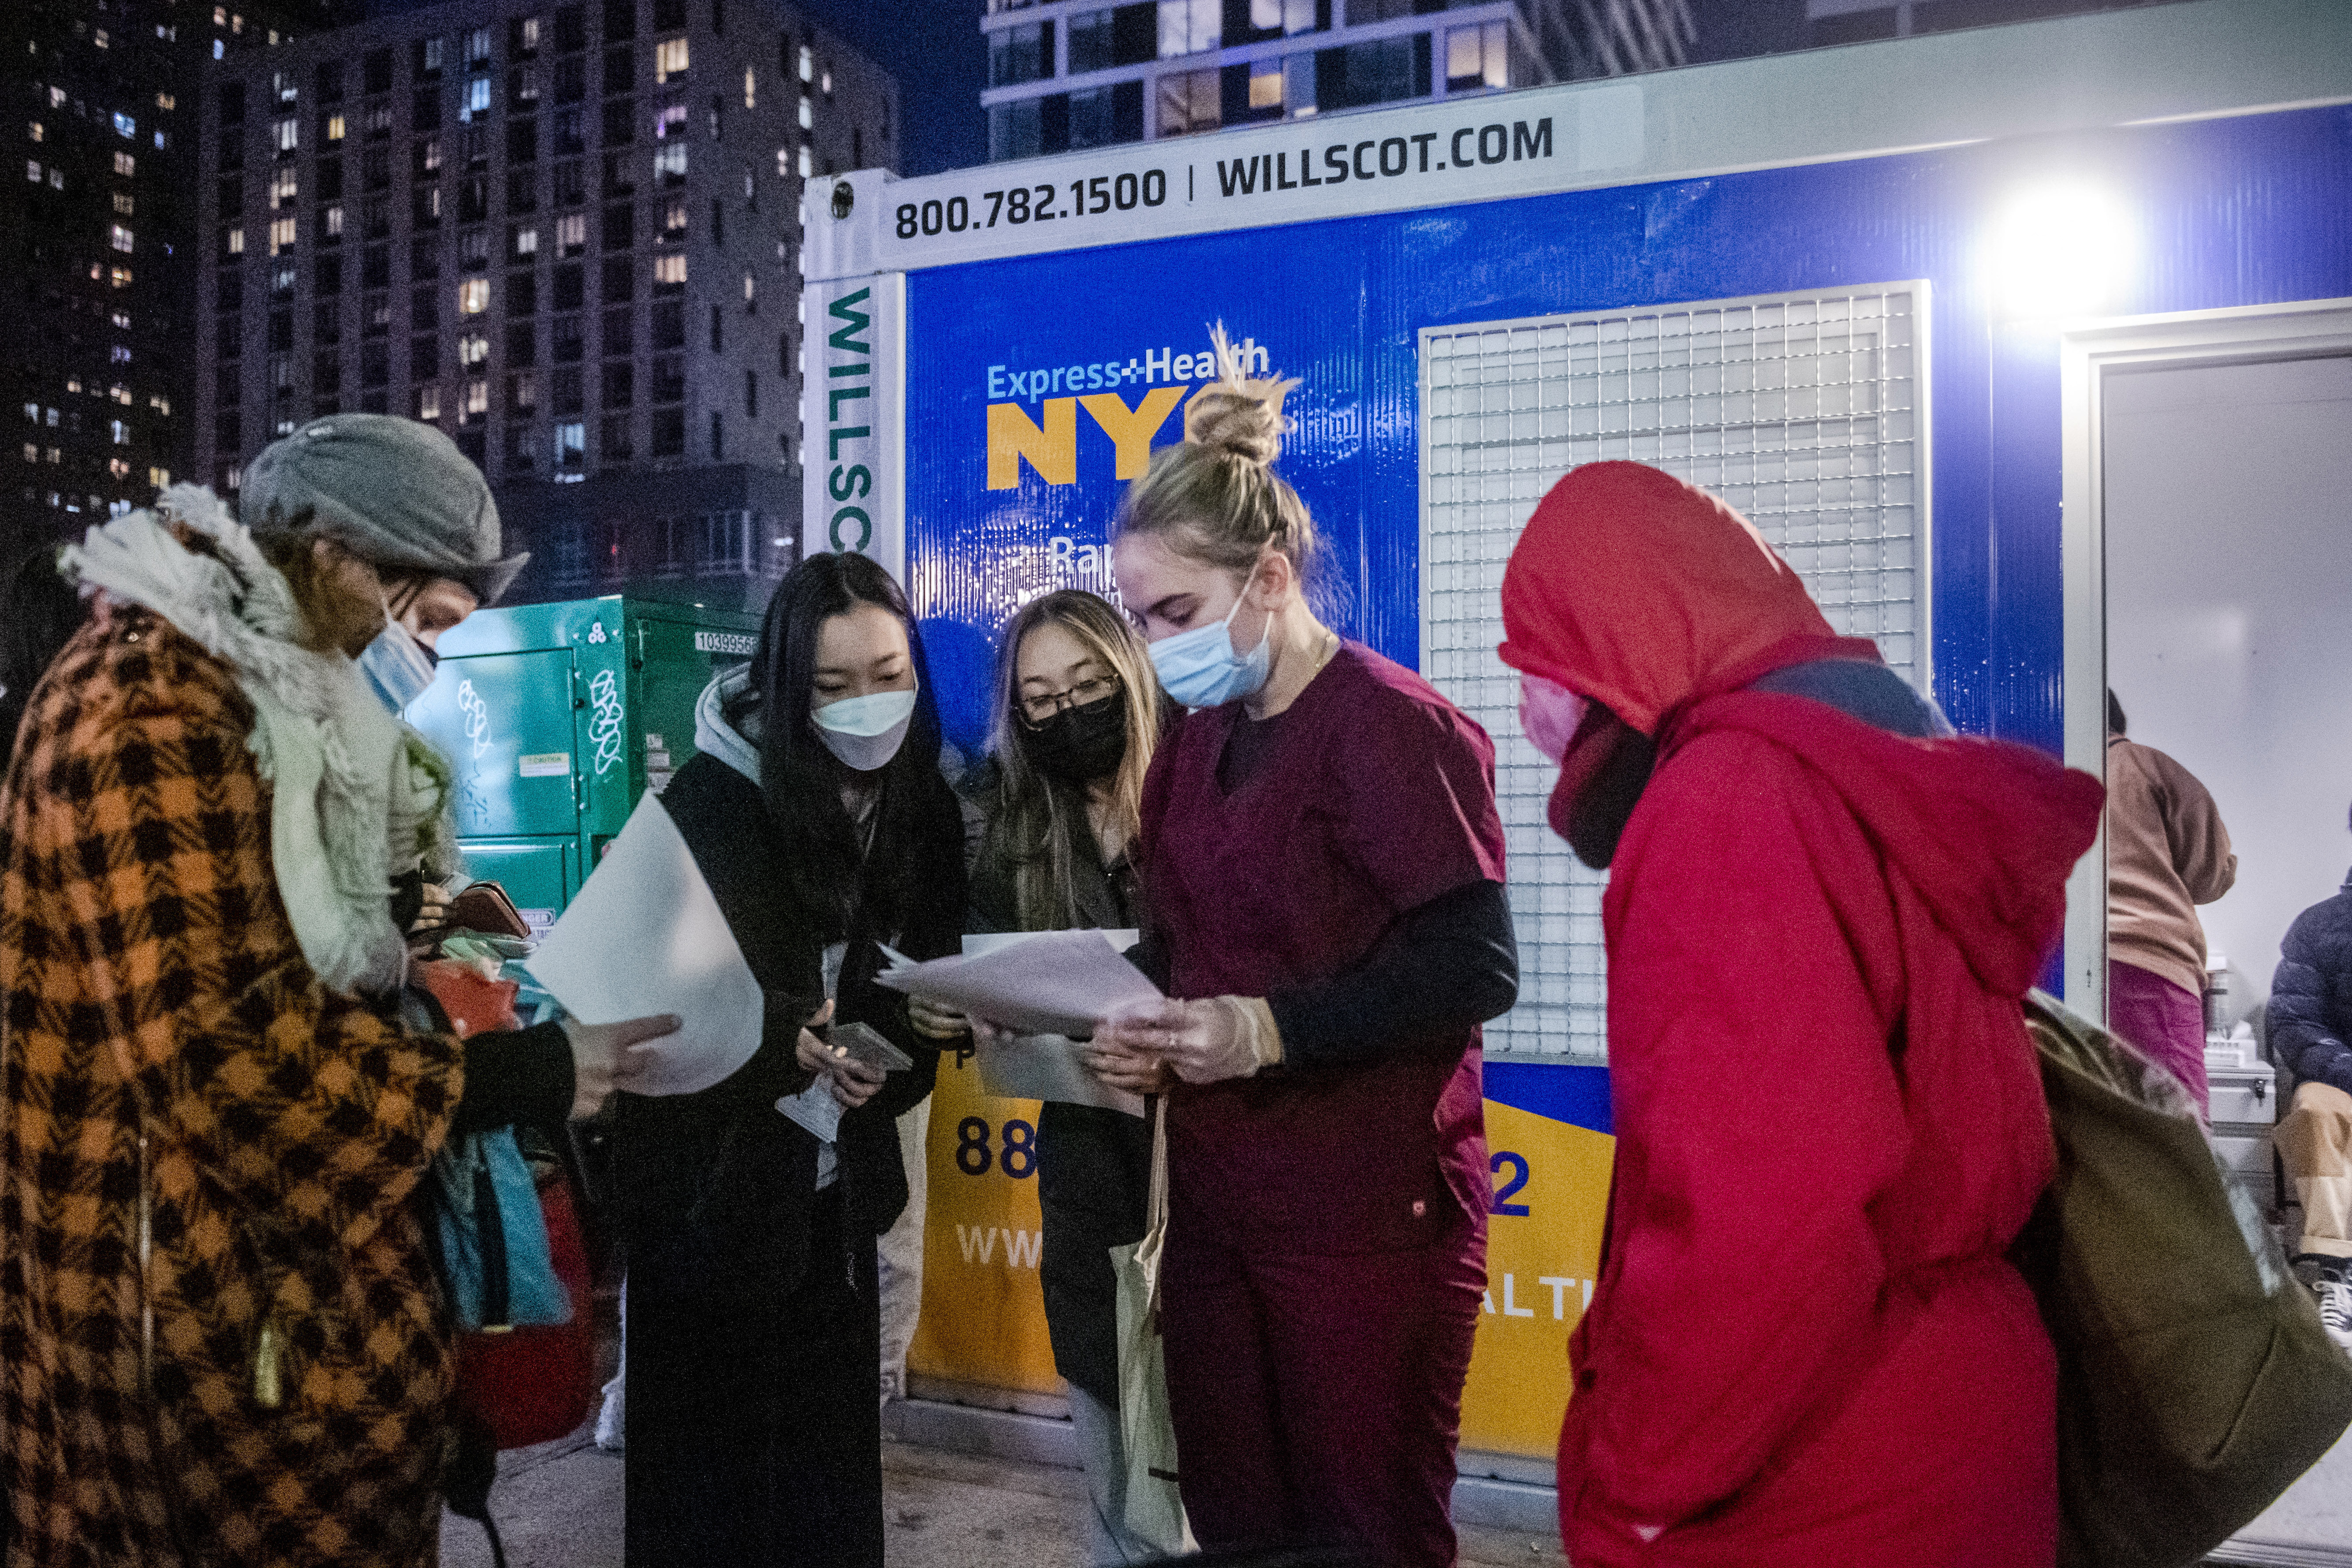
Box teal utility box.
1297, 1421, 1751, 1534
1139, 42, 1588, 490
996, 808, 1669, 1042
406, 595, 762, 932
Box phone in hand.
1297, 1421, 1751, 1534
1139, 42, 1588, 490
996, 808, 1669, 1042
822, 1021, 914, 1073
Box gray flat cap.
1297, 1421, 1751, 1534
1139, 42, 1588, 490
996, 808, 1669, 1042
242, 414, 528, 604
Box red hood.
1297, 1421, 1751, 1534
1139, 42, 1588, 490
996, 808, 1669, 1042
1672, 691, 2104, 995
1500, 462, 1838, 735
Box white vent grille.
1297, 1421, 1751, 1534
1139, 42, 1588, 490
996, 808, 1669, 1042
1419, 283, 1930, 1059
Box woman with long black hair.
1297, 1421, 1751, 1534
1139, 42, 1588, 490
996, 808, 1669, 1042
620, 551, 967, 1567
958, 588, 1167, 1563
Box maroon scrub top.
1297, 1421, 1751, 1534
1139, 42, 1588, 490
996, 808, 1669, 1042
1137, 641, 1507, 1253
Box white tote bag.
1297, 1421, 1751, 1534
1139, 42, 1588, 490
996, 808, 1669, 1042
1110, 1099, 1195, 1557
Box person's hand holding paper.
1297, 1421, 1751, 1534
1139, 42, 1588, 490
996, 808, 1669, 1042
878, 931, 1163, 1114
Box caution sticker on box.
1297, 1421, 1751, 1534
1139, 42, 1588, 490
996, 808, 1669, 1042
518, 753, 571, 778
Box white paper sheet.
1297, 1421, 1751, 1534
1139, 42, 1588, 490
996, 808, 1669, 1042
958, 931, 1145, 1116
526, 793, 764, 1097
776, 1079, 845, 1143
874, 927, 1159, 1039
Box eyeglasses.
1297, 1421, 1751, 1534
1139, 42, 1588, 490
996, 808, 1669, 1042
1018, 673, 1121, 726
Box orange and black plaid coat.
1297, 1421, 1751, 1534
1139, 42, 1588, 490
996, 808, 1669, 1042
0, 606, 465, 1568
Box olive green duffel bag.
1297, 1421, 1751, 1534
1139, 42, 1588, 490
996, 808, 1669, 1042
2015, 991, 2352, 1568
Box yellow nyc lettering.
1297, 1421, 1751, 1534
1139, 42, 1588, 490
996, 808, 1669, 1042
986, 385, 1191, 490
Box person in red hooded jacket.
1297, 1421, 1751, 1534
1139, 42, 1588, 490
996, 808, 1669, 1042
1497, 462, 2102, 1568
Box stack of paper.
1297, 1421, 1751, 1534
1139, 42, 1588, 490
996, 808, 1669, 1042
878, 930, 1155, 1114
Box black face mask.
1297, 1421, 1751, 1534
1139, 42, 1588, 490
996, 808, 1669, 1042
1024, 693, 1129, 783
1545, 703, 1658, 871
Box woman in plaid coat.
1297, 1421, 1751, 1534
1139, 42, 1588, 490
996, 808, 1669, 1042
0, 417, 645, 1567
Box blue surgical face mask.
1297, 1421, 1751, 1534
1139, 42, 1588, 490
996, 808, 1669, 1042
1148, 589, 1271, 710
811, 684, 917, 772
359, 603, 439, 715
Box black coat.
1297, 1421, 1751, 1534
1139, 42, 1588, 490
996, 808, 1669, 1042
966, 764, 1153, 1408
620, 749, 965, 1413
2271, 870, 2352, 1095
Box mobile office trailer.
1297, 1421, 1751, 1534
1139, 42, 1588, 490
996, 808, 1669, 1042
802, 0, 2352, 1537
404, 596, 762, 928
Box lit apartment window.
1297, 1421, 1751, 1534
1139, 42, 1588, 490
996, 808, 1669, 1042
271, 117, 295, 155
274, 71, 298, 104
109, 224, 135, 253
114, 151, 135, 175
1446, 22, 1507, 94
1155, 67, 1219, 136
654, 143, 687, 183
271, 168, 298, 207
113, 191, 134, 214
226, 227, 247, 256
511, 223, 539, 259
111, 420, 130, 444
459, 332, 489, 366
463, 78, 492, 119
465, 27, 493, 66
114, 112, 138, 139
797, 145, 810, 177
324, 202, 344, 238
655, 39, 689, 83
557, 212, 585, 255
1249, 59, 1283, 112
110, 266, 133, 288
459, 279, 490, 313
798, 44, 812, 82
1158, 0, 1217, 57
744, 68, 756, 108
653, 253, 686, 288
555, 420, 584, 468
655, 103, 687, 138
415, 384, 442, 420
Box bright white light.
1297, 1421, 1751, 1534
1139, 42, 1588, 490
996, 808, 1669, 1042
1989, 183, 2136, 320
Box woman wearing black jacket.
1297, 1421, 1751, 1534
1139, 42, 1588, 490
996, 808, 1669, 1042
959, 589, 1165, 1563
620, 552, 967, 1568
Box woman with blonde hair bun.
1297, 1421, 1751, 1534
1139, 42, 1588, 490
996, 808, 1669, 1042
1085, 330, 1520, 1567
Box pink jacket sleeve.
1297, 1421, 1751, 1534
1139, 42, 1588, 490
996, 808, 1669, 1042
1575, 732, 1910, 1543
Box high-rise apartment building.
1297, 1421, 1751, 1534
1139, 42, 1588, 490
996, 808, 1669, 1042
980, 0, 1692, 159
8, 0, 347, 563
1806, 0, 2170, 45
197, 0, 897, 608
